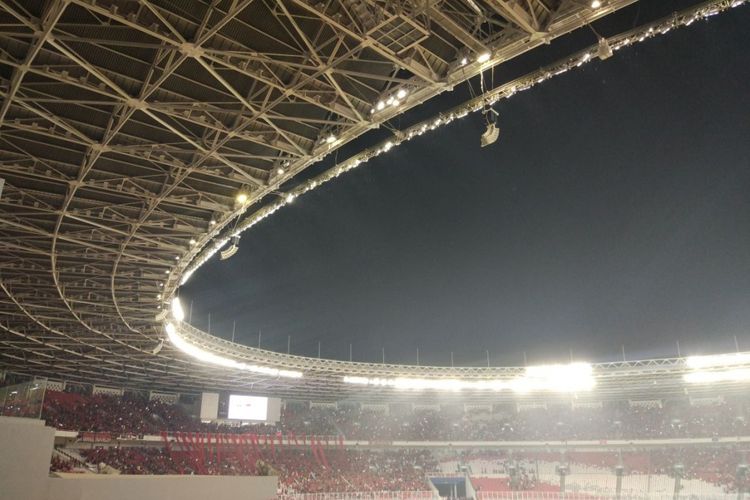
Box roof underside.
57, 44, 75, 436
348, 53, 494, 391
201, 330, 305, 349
0, 0, 648, 398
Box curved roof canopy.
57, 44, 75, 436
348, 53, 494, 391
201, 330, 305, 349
0, 0, 666, 396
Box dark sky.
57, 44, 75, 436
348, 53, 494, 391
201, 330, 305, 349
183, 2, 750, 367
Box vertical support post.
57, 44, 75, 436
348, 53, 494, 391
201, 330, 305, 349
207, 313, 211, 334
287, 335, 291, 354
231, 321, 236, 343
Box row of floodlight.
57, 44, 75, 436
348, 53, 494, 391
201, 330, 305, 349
165, 299, 750, 390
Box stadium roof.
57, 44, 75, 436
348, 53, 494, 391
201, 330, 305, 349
1, 0, 746, 401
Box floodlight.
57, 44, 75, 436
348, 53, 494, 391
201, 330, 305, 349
285, 193, 295, 203
236, 190, 249, 204
396, 88, 407, 99
376, 100, 385, 110
342, 362, 594, 393
477, 51, 491, 63
686, 352, 750, 369
591, 0, 602, 8
684, 368, 750, 384
597, 38, 613, 60
171, 296, 185, 322
165, 322, 302, 378
460, 57, 468, 66
325, 134, 336, 144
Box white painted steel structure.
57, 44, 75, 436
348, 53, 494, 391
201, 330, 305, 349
0, 0, 747, 400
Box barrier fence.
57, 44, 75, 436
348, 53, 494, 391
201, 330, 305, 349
277, 492, 435, 500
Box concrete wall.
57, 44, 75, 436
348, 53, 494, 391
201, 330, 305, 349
1, 416, 276, 500
0, 416, 56, 500
48, 474, 277, 500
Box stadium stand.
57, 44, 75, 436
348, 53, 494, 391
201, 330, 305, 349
36, 389, 750, 497
41, 390, 749, 441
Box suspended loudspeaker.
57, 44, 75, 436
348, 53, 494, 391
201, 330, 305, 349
480, 123, 499, 147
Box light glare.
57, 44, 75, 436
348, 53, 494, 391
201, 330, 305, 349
171, 297, 185, 322
686, 353, 750, 369
165, 323, 302, 378
343, 362, 594, 393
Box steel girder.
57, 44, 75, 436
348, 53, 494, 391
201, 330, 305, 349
0, 0, 644, 398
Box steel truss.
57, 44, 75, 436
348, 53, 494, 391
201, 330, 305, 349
2, 0, 736, 401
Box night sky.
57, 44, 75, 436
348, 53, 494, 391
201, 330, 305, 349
183, 2, 750, 367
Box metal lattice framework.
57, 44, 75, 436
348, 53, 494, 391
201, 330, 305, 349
1, 0, 744, 401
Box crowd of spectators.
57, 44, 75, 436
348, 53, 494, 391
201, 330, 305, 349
64, 444, 747, 495
42, 390, 196, 435
76, 447, 435, 493
41, 390, 749, 442
49, 455, 75, 473
456, 447, 748, 494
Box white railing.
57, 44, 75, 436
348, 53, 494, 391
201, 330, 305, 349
277, 491, 435, 500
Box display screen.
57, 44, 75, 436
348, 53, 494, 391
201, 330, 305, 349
227, 394, 268, 421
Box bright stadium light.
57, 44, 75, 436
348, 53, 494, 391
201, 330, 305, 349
591, 0, 602, 8
477, 51, 491, 63
165, 323, 303, 379
684, 368, 750, 384
171, 297, 185, 322
686, 352, 750, 369
343, 362, 594, 393
396, 88, 407, 99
